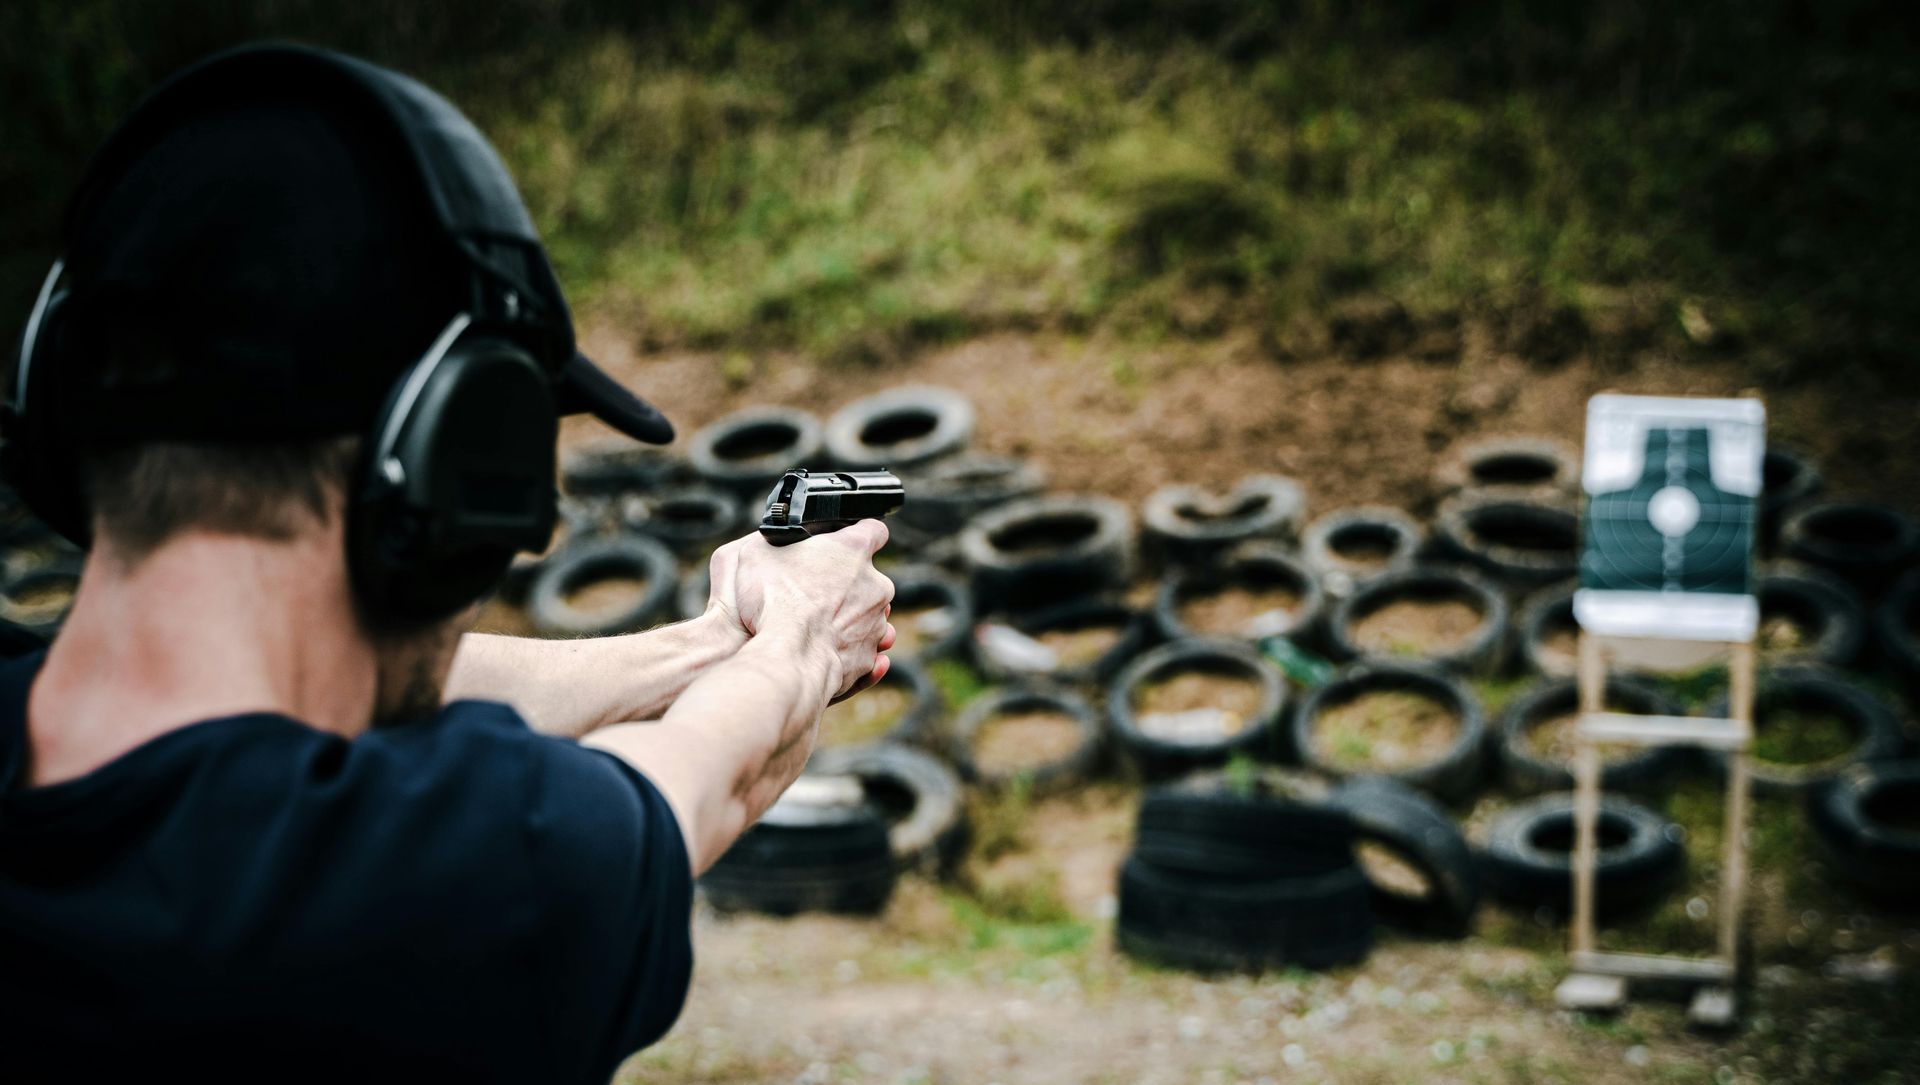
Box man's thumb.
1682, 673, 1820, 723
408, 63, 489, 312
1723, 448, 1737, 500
834, 518, 890, 556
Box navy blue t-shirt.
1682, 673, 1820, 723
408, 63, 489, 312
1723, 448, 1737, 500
0, 652, 693, 1083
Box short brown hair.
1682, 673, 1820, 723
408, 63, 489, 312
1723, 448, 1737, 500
82, 438, 361, 561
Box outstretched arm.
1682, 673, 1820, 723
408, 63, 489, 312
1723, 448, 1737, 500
583, 522, 895, 874
444, 614, 747, 740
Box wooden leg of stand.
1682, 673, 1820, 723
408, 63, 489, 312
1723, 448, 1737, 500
1572, 633, 1605, 956
1719, 641, 1754, 968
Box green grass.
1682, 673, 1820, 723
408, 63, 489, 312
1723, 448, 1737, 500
927, 658, 990, 711
945, 884, 1090, 956
1470, 674, 1535, 719
962, 773, 1033, 862
1752, 705, 1857, 766
7, 2, 1920, 378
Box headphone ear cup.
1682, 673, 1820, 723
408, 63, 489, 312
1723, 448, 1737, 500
349, 337, 558, 626
3, 290, 92, 547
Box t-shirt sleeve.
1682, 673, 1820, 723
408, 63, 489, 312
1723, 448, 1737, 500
516, 721, 695, 1081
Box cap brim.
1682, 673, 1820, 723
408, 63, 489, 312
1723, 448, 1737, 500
554, 351, 674, 444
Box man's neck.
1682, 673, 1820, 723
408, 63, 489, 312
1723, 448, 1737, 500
24, 529, 377, 788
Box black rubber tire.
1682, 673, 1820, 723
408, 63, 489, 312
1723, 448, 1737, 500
886, 565, 974, 665
687, 406, 826, 498
676, 563, 712, 622
560, 493, 619, 537
1759, 446, 1823, 551
809, 743, 968, 877
824, 386, 975, 471
1806, 760, 1920, 903
1516, 580, 1580, 678
1139, 474, 1306, 569
618, 486, 741, 558
560, 441, 691, 497
1479, 792, 1684, 917
1781, 501, 1920, 592
1293, 661, 1488, 804
701, 798, 897, 916
1331, 775, 1481, 938
960, 494, 1133, 613
1108, 640, 1290, 778
878, 517, 941, 561
500, 538, 565, 608
949, 684, 1104, 794
1300, 506, 1423, 598
1498, 676, 1685, 796
819, 655, 946, 749
1705, 665, 1906, 797
526, 535, 678, 637
1153, 544, 1327, 645
898, 456, 1046, 536
1433, 491, 1580, 589
1134, 768, 1355, 879
971, 598, 1153, 687
1754, 564, 1867, 668
897, 529, 964, 572
499, 497, 610, 607
0, 559, 82, 639
1876, 570, 1920, 695
1434, 436, 1579, 497
1327, 564, 1510, 676
1115, 857, 1373, 973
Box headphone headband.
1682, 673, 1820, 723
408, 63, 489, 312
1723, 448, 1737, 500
12, 261, 64, 414
371, 312, 472, 480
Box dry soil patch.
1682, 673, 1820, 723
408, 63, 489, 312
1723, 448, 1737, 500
1349, 598, 1485, 656
969, 710, 1084, 775
1312, 689, 1460, 770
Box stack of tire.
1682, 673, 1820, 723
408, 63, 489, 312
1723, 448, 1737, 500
537, 399, 1920, 923
700, 775, 899, 916
1115, 770, 1481, 972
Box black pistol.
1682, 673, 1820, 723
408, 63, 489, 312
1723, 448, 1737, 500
758, 468, 905, 546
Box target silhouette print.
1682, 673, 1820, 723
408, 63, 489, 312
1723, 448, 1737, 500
1580, 427, 1754, 597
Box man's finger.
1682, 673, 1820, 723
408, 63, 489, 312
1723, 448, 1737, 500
827, 654, 889, 705
878, 623, 897, 651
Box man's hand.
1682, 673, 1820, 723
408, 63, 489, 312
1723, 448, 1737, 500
704, 520, 896, 699
587, 520, 900, 872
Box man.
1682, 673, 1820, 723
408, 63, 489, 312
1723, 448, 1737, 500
0, 44, 894, 1082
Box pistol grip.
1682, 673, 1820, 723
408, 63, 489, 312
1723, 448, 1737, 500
758, 523, 813, 547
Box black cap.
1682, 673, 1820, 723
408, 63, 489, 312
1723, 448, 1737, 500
55, 43, 672, 447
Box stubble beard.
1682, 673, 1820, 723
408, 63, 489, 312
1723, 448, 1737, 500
367, 615, 468, 728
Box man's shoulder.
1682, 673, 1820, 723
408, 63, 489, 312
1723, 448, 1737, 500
352, 697, 545, 769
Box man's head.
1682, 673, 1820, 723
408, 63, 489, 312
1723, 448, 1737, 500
6, 44, 679, 719
78, 435, 466, 724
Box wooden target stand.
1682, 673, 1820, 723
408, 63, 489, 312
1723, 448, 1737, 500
1553, 632, 1754, 1028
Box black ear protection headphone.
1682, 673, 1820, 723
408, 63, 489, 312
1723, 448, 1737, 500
2, 46, 568, 628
